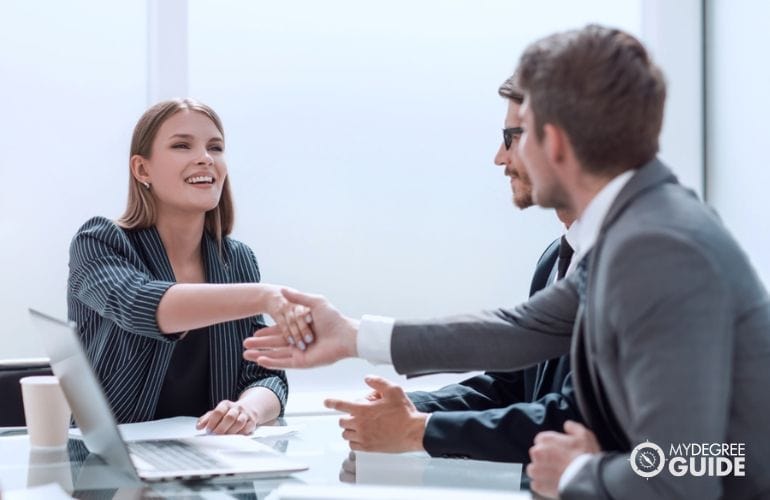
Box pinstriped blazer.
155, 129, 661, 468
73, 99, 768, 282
67, 216, 288, 423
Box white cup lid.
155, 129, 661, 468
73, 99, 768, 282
19, 375, 59, 385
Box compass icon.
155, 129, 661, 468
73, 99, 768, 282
629, 441, 666, 478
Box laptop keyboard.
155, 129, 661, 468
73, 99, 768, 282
129, 440, 225, 471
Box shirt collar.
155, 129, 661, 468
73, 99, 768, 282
570, 169, 636, 265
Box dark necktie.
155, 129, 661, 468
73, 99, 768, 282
557, 235, 575, 280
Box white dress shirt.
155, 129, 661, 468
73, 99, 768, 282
565, 169, 634, 272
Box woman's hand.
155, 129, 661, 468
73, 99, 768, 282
243, 289, 359, 370
262, 286, 314, 350
196, 399, 259, 435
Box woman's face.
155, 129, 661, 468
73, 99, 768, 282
141, 110, 227, 218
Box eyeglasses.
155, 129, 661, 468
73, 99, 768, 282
502, 127, 523, 150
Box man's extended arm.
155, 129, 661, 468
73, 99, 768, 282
390, 277, 577, 375
245, 278, 577, 373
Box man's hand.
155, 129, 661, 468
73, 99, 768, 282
527, 420, 601, 498
324, 376, 428, 453
243, 289, 359, 369
196, 399, 259, 435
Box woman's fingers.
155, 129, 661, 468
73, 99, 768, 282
244, 333, 292, 349
294, 305, 314, 344
281, 305, 305, 350
203, 401, 258, 435
274, 302, 314, 351
201, 400, 232, 434
274, 302, 314, 350
196, 411, 211, 430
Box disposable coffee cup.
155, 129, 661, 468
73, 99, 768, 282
20, 376, 71, 449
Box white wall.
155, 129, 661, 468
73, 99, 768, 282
0, 1, 147, 357
706, 0, 770, 286
642, 0, 704, 196
185, 0, 641, 392
8, 1, 729, 400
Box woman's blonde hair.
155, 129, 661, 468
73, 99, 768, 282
117, 98, 234, 245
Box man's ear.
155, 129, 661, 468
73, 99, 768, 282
130, 155, 150, 184
542, 123, 567, 166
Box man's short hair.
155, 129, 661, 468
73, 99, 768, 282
517, 24, 666, 174
498, 74, 524, 104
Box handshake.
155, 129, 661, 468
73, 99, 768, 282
245, 289, 359, 370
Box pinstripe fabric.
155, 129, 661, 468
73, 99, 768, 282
67, 216, 288, 423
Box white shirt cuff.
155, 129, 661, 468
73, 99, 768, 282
356, 315, 395, 365
559, 453, 592, 493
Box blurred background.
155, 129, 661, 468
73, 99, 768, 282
1, 0, 767, 411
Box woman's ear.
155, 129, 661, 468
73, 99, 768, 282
130, 155, 150, 184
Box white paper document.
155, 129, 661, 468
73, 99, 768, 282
69, 416, 303, 441
265, 484, 528, 500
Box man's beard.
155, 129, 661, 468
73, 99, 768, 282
506, 168, 534, 209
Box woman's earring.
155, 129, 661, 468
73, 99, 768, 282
142, 181, 150, 190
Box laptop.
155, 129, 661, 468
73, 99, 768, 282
29, 308, 308, 482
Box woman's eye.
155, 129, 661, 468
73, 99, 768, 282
208, 145, 224, 152
172, 143, 190, 149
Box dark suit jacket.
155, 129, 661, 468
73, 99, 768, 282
389, 159, 770, 499
67, 216, 288, 423
407, 239, 580, 463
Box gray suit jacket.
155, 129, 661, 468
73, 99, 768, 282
390, 159, 770, 499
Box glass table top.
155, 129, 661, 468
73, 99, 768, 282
0, 415, 525, 499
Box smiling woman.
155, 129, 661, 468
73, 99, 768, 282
66, 99, 312, 433
119, 100, 232, 248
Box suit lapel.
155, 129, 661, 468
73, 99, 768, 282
135, 226, 176, 281
529, 239, 560, 296
202, 234, 237, 405
572, 158, 679, 451
572, 254, 632, 450
600, 158, 679, 233
530, 240, 560, 399
570, 303, 611, 445
130, 227, 177, 418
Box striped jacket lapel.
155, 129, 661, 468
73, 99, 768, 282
132, 226, 177, 419
135, 226, 176, 282
202, 234, 239, 405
